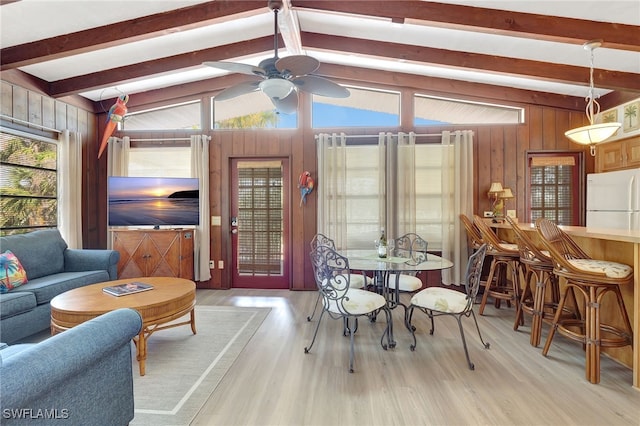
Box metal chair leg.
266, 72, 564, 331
304, 310, 325, 354
306, 292, 321, 321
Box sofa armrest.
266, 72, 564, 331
64, 249, 120, 280
0, 309, 142, 424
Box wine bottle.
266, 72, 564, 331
377, 227, 387, 258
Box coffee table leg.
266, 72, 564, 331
136, 330, 147, 376
190, 309, 197, 335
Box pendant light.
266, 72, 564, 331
564, 40, 621, 156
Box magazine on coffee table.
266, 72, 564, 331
103, 281, 154, 297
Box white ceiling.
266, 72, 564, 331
1, 0, 638, 103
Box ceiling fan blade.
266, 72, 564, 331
292, 75, 350, 98
203, 61, 266, 77
214, 81, 261, 101
271, 91, 298, 114
275, 55, 319, 77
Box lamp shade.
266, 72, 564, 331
500, 188, 514, 199
259, 78, 294, 100
565, 122, 621, 145
488, 182, 503, 194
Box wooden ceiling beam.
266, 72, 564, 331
47, 37, 275, 98
292, 1, 640, 52
301, 33, 640, 92
116, 60, 585, 112
316, 63, 585, 111
0, 1, 266, 69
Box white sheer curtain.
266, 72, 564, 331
441, 130, 474, 285
394, 131, 416, 237
106, 136, 129, 249
58, 130, 82, 248
316, 133, 348, 249
191, 135, 211, 282
107, 136, 130, 177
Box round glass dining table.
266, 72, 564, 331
340, 250, 454, 345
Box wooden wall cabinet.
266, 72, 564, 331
113, 229, 194, 280
596, 136, 640, 172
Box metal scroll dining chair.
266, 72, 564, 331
406, 243, 489, 370
386, 233, 428, 311
304, 245, 393, 373
306, 233, 372, 321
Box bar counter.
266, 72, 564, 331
489, 220, 640, 389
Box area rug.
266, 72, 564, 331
130, 305, 270, 426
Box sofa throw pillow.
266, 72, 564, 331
0, 250, 28, 293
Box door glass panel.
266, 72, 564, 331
237, 163, 283, 276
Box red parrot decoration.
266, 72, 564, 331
298, 171, 314, 206
98, 94, 129, 159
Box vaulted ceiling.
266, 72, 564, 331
1, 0, 639, 113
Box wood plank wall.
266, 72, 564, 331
1, 79, 592, 290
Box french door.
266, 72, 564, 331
230, 158, 290, 289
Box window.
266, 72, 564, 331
122, 101, 201, 130
414, 94, 524, 125
319, 138, 449, 250
0, 130, 58, 235
527, 152, 584, 225
312, 86, 400, 128
212, 92, 297, 129
128, 145, 192, 177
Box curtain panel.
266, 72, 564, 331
58, 130, 82, 248
316, 130, 474, 286
190, 135, 211, 282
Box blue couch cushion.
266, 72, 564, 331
12, 271, 110, 305
0, 291, 36, 320
0, 229, 67, 280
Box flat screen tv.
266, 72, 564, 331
108, 176, 199, 227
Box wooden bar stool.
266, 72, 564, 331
460, 214, 484, 254
473, 215, 521, 318
505, 216, 579, 347
535, 218, 633, 384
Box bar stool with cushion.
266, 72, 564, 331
460, 214, 484, 254
505, 216, 578, 347
535, 218, 633, 384
473, 215, 521, 318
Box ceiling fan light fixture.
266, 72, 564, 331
259, 78, 294, 100
564, 40, 621, 156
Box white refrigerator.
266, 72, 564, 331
586, 168, 640, 231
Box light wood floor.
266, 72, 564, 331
191, 289, 639, 426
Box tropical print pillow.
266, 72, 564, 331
0, 250, 28, 293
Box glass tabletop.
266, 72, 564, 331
341, 250, 453, 272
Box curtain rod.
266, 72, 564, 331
314, 132, 443, 139
128, 136, 210, 142
0, 114, 62, 133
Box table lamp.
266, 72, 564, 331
488, 182, 504, 218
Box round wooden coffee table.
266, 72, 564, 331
50, 277, 196, 376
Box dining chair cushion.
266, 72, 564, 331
347, 274, 372, 289
387, 273, 422, 292
321, 286, 387, 315
410, 287, 468, 314
567, 259, 633, 279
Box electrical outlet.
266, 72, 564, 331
483, 211, 493, 218
208, 260, 215, 269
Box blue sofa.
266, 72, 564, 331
0, 308, 142, 426
0, 229, 120, 343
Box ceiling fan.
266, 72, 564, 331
203, 0, 349, 114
